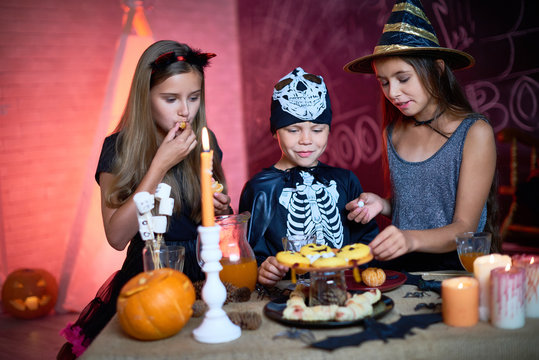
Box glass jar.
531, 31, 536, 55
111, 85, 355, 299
142, 241, 169, 272
309, 270, 347, 306
197, 212, 257, 291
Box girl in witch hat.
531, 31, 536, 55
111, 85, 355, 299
343, 0, 498, 271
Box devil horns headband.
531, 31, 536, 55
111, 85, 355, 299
151, 50, 216, 73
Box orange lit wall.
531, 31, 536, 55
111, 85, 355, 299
0, 0, 246, 311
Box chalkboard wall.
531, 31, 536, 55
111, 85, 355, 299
237, 0, 539, 224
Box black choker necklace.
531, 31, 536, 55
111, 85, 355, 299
413, 110, 444, 126
414, 117, 435, 126
412, 111, 449, 139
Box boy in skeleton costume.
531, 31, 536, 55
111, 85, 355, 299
239, 67, 378, 287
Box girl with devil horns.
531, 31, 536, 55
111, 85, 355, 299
58, 40, 232, 358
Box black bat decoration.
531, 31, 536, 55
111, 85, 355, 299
404, 272, 442, 294
310, 313, 442, 351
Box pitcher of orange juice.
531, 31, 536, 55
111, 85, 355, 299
215, 212, 257, 291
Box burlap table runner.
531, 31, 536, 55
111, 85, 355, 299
81, 274, 539, 360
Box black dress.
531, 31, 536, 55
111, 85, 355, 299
58, 132, 222, 358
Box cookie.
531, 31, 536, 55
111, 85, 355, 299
311, 256, 348, 268
211, 178, 223, 193
300, 244, 335, 263
336, 243, 371, 263
276, 251, 310, 268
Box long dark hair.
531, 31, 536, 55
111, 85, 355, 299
380, 55, 500, 251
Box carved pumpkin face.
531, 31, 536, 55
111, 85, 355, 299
117, 268, 195, 340
1, 268, 58, 319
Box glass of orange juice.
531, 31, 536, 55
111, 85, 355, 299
456, 232, 492, 272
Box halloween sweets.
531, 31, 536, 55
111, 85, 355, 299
275, 243, 372, 270
282, 284, 382, 322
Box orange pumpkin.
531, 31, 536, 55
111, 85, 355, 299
1, 268, 58, 319
361, 267, 386, 287
117, 268, 195, 340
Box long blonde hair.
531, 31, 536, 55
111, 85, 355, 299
106, 40, 226, 222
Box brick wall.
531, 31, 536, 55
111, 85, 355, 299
0, 0, 246, 310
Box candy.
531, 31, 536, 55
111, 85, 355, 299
155, 183, 172, 200
159, 197, 174, 216
133, 192, 154, 214
137, 215, 154, 240
152, 216, 168, 234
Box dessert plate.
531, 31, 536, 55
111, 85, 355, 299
345, 270, 407, 292
264, 295, 394, 329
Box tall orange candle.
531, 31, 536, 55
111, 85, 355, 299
442, 277, 479, 327
200, 127, 214, 227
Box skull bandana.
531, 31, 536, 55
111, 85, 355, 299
270, 67, 332, 134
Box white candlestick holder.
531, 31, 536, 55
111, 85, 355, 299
193, 225, 241, 343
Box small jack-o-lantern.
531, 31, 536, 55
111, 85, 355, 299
1, 268, 58, 319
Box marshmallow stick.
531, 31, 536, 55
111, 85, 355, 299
155, 183, 172, 200
153, 215, 168, 247
134, 192, 155, 241
133, 192, 155, 213
134, 191, 164, 268
135, 185, 175, 269
154, 184, 174, 267
151, 216, 167, 269
137, 214, 155, 241
159, 197, 174, 216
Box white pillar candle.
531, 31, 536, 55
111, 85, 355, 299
473, 253, 512, 321
512, 255, 539, 318
490, 265, 525, 329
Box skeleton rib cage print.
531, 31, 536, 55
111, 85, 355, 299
279, 171, 344, 248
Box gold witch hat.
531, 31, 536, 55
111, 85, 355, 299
344, 0, 474, 73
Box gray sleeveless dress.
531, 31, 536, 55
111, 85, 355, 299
382, 114, 487, 271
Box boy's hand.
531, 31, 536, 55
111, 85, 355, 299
345, 192, 384, 224
258, 256, 288, 287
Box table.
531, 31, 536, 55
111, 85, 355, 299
81, 273, 539, 360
